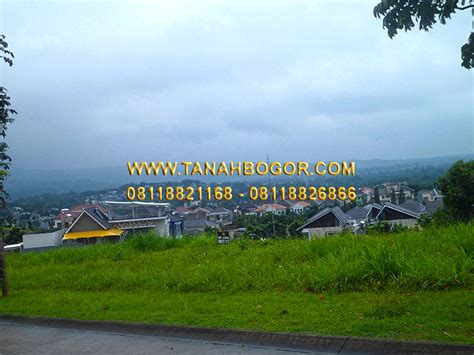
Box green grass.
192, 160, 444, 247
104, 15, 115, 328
1, 223, 473, 343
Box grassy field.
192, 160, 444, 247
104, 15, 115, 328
1, 223, 473, 343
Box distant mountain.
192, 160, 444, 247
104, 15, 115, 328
6, 154, 473, 199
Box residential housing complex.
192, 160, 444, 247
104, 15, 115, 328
5, 183, 444, 251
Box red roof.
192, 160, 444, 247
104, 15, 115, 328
56, 204, 106, 220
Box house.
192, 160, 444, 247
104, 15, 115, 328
376, 203, 420, 227
254, 203, 287, 216
377, 187, 392, 204
278, 200, 293, 208
185, 207, 211, 220
234, 203, 258, 216
289, 201, 311, 214
169, 213, 184, 238
364, 203, 383, 222
398, 185, 416, 200
53, 204, 108, 229
208, 206, 231, 221
183, 218, 217, 235
176, 206, 191, 214
399, 200, 426, 214
297, 206, 348, 239
377, 183, 416, 203
62, 207, 125, 245
356, 187, 373, 205
417, 189, 444, 203
104, 201, 170, 236
23, 229, 64, 251
345, 206, 369, 223
53, 209, 74, 229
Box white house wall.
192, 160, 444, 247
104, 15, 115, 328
23, 230, 64, 250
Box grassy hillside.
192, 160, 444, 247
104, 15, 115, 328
1, 223, 473, 343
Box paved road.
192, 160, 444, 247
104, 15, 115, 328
0, 321, 325, 354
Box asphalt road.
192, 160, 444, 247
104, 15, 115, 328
0, 321, 325, 354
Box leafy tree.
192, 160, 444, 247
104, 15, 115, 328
0, 35, 16, 209
374, 185, 381, 204
4, 226, 23, 245
373, 0, 474, 69
390, 189, 397, 204
398, 187, 406, 204
436, 160, 474, 222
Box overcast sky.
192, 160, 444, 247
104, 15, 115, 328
1, 0, 472, 170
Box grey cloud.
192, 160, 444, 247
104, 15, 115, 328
1, 0, 472, 169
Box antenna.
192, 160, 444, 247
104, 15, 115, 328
267, 153, 276, 238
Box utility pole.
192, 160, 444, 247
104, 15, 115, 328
0, 229, 9, 297
267, 154, 276, 238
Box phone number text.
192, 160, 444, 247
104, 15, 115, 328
126, 186, 357, 202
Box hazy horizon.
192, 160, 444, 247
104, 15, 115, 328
1, 0, 473, 170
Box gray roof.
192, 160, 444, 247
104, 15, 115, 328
363, 203, 382, 211
345, 206, 368, 220
297, 206, 347, 231
84, 207, 111, 229
184, 219, 216, 229
425, 200, 443, 214
377, 202, 421, 219
210, 206, 230, 214
399, 200, 426, 214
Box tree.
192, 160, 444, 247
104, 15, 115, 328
0, 35, 16, 210
398, 187, 406, 204
436, 160, 474, 222
373, 0, 474, 69
374, 186, 381, 204
390, 189, 397, 204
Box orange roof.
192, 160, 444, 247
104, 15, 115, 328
63, 228, 124, 240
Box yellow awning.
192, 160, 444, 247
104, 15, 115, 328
63, 228, 124, 240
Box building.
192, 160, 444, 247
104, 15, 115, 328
297, 206, 348, 239
53, 209, 74, 229
417, 189, 444, 203
62, 207, 125, 245
356, 187, 373, 205
176, 206, 191, 214
53, 204, 108, 229
345, 206, 369, 223
185, 207, 211, 221
399, 200, 427, 214
208, 206, 231, 221
103, 201, 171, 236
254, 203, 287, 216
169, 213, 184, 237
289, 201, 311, 214
233, 203, 258, 216
23, 229, 64, 251
376, 203, 420, 227
183, 218, 217, 235
376, 183, 416, 204
364, 203, 383, 223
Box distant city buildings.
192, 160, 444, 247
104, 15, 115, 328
3, 182, 446, 250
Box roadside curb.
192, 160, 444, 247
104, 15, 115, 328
0, 314, 472, 354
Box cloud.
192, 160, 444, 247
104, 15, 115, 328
1, 0, 472, 169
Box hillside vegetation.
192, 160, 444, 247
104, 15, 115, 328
8, 223, 473, 293
1, 223, 473, 344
